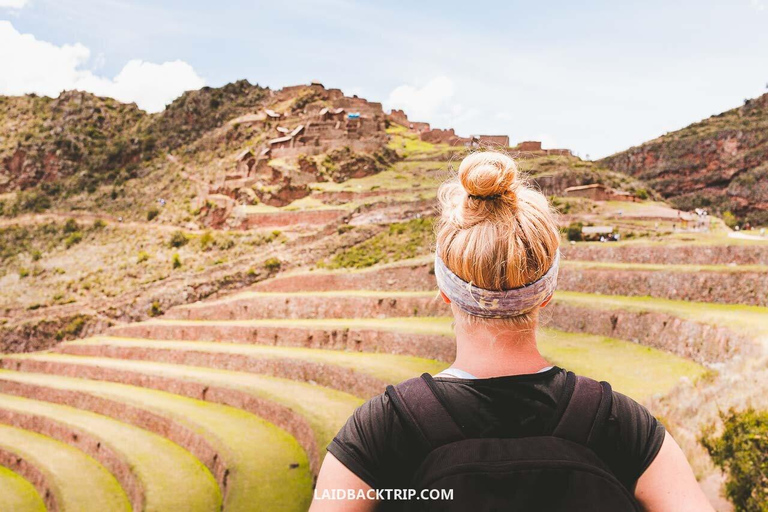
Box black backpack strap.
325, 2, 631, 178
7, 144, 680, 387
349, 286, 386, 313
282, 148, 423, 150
552, 372, 613, 447
386, 373, 465, 450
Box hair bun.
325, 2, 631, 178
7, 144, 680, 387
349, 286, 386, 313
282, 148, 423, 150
458, 151, 518, 200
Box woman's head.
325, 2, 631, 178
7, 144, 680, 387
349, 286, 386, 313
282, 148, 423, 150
436, 150, 560, 326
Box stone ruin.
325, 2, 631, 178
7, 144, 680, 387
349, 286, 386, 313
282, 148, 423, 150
261, 83, 388, 158
387, 110, 571, 156
202, 82, 576, 226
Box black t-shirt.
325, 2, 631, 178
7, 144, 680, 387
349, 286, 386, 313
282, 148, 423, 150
329, 367, 665, 493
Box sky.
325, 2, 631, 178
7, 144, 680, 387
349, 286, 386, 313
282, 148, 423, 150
1, 0, 767, 158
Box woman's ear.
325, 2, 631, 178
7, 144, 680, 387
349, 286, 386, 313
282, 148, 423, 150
439, 290, 452, 304
539, 293, 554, 308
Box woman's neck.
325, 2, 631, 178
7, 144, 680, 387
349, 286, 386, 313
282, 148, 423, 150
450, 313, 550, 378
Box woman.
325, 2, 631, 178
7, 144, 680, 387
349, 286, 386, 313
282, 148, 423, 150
311, 151, 713, 511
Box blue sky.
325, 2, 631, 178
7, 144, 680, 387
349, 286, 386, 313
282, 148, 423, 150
1, 0, 767, 158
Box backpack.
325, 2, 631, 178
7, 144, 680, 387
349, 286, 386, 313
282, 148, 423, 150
385, 372, 641, 512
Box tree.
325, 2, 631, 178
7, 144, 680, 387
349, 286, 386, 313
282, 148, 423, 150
702, 408, 768, 512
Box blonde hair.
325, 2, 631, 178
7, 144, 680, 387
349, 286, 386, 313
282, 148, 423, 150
436, 150, 560, 326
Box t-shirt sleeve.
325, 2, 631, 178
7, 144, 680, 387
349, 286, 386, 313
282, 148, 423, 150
327, 392, 415, 489
598, 390, 666, 489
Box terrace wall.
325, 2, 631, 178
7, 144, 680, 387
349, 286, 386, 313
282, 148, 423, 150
562, 243, 768, 265
558, 267, 768, 306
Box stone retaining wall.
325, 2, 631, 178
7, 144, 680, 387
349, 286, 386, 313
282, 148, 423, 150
546, 302, 759, 365
0, 359, 321, 477
254, 262, 435, 293
58, 343, 387, 399
109, 322, 456, 362
255, 261, 767, 307
167, 293, 445, 321
0, 407, 143, 511
562, 243, 768, 265
238, 209, 346, 229
0, 447, 58, 511
558, 267, 768, 306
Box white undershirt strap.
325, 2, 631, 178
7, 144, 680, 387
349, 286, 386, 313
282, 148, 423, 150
435, 366, 554, 380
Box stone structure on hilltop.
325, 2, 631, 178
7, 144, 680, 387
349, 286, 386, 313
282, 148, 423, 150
257, 83, 388, 158
387, 109, 431, 132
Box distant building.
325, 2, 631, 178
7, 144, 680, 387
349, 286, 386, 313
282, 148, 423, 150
472, 135, 510, 147
564, 184, 612, 201
581, 225, 617, 242
564, 183, 639, 202
517, 141, 542, 151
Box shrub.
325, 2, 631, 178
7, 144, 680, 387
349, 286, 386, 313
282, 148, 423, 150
327, 217, 434, 269
31, 250, 42, 261
218, 237, 235, 250
65, 231, 83, 248
199, 231, 214, 250
169, 230, 189, 248
148, 301, 162, 317
264, 257, 281, 271
566, 222, 583, 242
17, 190, 51, 213
172, 253, 182, 269
635, 188, 649, 200
722, 211, 739, 229
702, 408, 768, 512
63, 218, 79, 233
92, 219, 106, 229
19, 268, 29, 278
62, 316, 86, 337
147, 208, 160, 221
137, 251, 150, 263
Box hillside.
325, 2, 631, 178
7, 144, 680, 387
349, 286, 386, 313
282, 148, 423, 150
599, 92, 768, 225
1, 80, 767, 510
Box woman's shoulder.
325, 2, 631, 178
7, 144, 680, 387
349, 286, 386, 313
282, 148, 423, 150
327, 390, 416, 488
596, 386, 667, 487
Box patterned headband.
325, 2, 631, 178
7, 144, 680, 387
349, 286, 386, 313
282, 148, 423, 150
434, 249, 560, 318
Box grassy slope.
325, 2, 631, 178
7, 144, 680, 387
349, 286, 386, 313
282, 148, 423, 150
67, 333, 697, 400
131, 317, 701, 402
537, 329, 706, 399
3, 355, 362, 463
555, 292, 768, 340
0, 393, 221, 512
0, 369, 311, 512
67, 336, 448, 384
0, 463, 47, 512
0, 220, 283, 312
0, 424, 129, 512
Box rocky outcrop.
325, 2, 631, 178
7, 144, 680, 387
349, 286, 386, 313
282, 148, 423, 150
599, 93, 768, 224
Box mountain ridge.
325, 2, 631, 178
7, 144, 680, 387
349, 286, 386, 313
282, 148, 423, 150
599, 92, 768, 224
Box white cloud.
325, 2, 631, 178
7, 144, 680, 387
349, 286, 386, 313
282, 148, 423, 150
0, 0, 28, 8
386, 76, 455, 121
0, 21, 204, 112
750, 0, 765, 11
